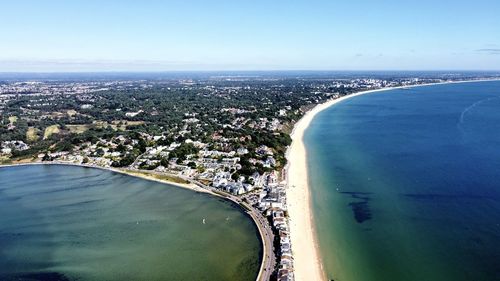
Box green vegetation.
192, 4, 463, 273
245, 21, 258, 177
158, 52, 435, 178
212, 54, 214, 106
125, 169, 190, 185
0, 77, 352, 177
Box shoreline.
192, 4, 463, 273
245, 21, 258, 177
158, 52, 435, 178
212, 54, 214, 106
0, 161, 207, 193
1, 78, 499, 281
285, 78, 500, 281
0, 161, 268, 281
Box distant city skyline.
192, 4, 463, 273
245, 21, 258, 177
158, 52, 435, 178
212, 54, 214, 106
1, 0, 499, 72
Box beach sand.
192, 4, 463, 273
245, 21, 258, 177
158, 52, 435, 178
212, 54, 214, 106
285, 93, 368, 281
285, 79, 500, 281
286, 87, 431, 281
2, 79, 499, 281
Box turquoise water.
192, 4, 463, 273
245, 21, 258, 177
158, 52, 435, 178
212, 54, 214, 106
306, 81, 500, 281
0, 165, 261, 281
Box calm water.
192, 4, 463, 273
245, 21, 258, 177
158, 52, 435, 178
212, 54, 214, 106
306, 81, 500, 281
0, 165, 261, 281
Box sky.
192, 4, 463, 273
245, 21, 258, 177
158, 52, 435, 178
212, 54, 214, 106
0, 0, 499, 72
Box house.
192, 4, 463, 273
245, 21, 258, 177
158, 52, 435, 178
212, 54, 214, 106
263, 156, 276, 168
266, 172, 279, 187
225, 182, 246, 195
213, 172, 231, 188
244, 184, 255, 192
256, 145, 273, 156
221, 157, 240, 165
237, 147, 249, 155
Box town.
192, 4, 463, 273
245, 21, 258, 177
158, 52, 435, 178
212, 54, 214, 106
1, 72, 498, 281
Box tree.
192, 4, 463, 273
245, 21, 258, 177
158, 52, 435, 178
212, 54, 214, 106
231, 172, 240, 181
160, 157, 169, 167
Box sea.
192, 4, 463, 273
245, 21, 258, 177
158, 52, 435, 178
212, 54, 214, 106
0, 164, 261, 281
305, 81, 500, 281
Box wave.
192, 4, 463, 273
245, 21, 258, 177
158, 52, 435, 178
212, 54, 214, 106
457, 96, 500, 133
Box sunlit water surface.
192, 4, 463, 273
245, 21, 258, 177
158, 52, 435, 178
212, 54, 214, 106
0, 165, 261, 281
307, 81, 500, 281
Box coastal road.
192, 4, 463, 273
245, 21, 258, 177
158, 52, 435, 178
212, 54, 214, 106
184, 178, 276, 281
243, 202, 276, 281
115, 169, 276, 281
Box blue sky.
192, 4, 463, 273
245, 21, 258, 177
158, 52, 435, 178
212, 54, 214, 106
1, 0, 499, 71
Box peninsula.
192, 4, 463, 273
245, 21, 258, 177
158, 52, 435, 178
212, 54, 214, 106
2, 72, 499, 281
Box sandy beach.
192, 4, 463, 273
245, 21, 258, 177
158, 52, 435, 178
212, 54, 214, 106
287, 86, 418, 281
286, 91, 381, 281
2, 78, 499, 281
285, 79, 500, 281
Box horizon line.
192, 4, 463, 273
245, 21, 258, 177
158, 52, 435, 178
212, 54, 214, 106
2, 69, 500, 74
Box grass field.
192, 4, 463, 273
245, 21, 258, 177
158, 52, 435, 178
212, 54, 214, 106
0, 156, 36, 165
67, 124, 91, 134
12, 157, 36, 164
26, 127, 40, 142
111, 120, 145, 126
64, 121, 146, 134
92, 120, 145, 131
66, 110, 78, 117
0, 156, 11, 164
43, 125, 60, 140
125, 170, 190, 184
8, 116, 18, 124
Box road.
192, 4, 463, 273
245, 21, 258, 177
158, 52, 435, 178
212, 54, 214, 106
185, 179, 276, 281
117, 168, 276, 281
243, 201, 276, 281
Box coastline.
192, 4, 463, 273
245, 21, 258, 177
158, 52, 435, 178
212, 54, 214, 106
0, 161, 207, 193
0, 161, 269, 281
1, 78, 499, 281
285, 78, 500, 281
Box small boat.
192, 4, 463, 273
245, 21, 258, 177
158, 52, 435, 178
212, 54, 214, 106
202, 218, 206, 224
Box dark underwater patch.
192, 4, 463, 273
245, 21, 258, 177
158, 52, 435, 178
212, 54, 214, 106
1, 272, 71, 281
341, 191, 373, 223
348, 201, 372, 223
